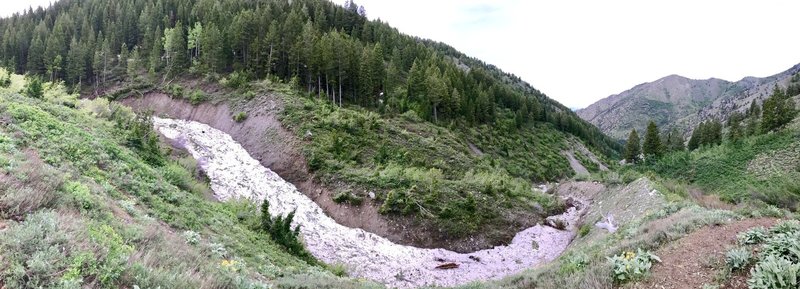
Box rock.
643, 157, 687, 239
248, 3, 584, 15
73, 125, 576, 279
564, 197, 578, 209
435, 263, 459, 270
304, 130, 313, 140
368, 191, 376, 199
468, 255, 481, 262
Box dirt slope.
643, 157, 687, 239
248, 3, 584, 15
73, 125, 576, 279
627, 218, 778, 289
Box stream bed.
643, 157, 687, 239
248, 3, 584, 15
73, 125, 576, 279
153, 117, 586, 288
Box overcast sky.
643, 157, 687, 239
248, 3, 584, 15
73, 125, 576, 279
4, 1, 800, 108
357, 0, 800, 108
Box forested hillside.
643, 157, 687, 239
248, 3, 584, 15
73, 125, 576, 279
0, 0, 619, 157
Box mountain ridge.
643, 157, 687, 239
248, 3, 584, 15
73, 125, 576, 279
578, 62, 800, 139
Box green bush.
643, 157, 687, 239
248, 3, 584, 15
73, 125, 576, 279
259, 200, 315, 264
725, 246, 752, 270
747, 255, 799, 289
760, 231, 800, 263
23, 75, 43, 98
608, 249, 661, 283
559, 252, 590, 275
737, 226, 768, 245
189, 89, 206, 105
332, 191, 363, 206
0, 72, 11, 88
223, 71, 249, 89
769, 220, 800, 235
233, 111, 247, 123
578, 223, 591, 237
0, 211, 72, 288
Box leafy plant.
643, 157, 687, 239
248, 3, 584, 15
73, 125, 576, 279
760, 231, 800, 263
188, 89, 206, 105
737, 226, 768, 245
747, 255, 799, 289
725, 246, 752, 270
608, 249, 661, 283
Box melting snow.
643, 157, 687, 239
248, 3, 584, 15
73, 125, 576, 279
154, 117, 586, 288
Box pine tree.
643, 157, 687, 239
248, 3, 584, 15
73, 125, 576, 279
728, 113, 743, 142
642, 121, 664, 159
624, 129, 641, 164
665, 128, 684, 152
66, 37, 84, 85
688, 123, 702, 151
27, 35, 46, 75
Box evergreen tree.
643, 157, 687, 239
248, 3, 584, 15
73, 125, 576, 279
665, 128, 684, 152
26, 35, 46, 75
624, 129, 641, 164
728, 112, 744, 142
688, 122, 702, 151
642, 121, 664, 159
23, 75, 44, 99
65, 37, 84, 85
761, 85, 797, 132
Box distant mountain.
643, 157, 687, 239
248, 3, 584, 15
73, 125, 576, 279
578, 63, 800, 139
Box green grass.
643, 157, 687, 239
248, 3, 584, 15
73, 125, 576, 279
280, 92, 568, 238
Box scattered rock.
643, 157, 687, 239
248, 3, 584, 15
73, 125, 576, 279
304, 130, 313, 140
435, 263, 459, 270
368, 191, 376, 199
468, 255, 481, 262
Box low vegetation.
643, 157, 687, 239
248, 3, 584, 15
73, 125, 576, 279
0, 73, 375, 288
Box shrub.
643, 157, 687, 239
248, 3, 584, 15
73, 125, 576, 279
0, 157, 63, 218
747, 255, 799, 289
183, 230, 201, 245
23, 75, 44, 98
233, 111, 247, 123
769, 220, 800, 235
65, 181, 96, 211
608, 249, 661, 283
579, 223, 591, 237
332, 191, 364, 206
760, 231, 800, 263
0, 71, 11, 88
259, 200, 315, 264
223, 71, 249, 89
738, 227, 768, 245
559, 252, 590, 275
189, 89, 206, 105
0, 211, 73, 288
725, 246, 752, 270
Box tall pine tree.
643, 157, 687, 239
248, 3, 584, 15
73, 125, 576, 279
624, 129, 641, 164
642, 121, 664, 159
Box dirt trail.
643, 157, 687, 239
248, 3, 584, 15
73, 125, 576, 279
154, 117, 589, 288
627, 218, 779, 289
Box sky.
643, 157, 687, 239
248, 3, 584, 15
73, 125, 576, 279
3, 1, 800, 109
356, 0, 800, 109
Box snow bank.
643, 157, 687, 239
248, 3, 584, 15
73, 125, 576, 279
154, 117, 586, 288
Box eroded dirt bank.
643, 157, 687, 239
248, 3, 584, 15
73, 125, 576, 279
153, 117, 588, 288
121, 93, 422, 248
121, 92, 549, 252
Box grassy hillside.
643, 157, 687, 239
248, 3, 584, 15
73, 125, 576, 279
280, 87, 569, 239
0, 72, 378, 288
636, 120, 800, 211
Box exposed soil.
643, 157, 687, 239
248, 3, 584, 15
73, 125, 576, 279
120, 91, 497, 251
627, 218, 779, 289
